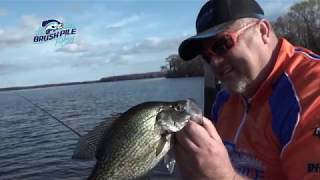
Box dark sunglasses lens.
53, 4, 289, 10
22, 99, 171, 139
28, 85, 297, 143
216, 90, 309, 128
211, 35, 234, 55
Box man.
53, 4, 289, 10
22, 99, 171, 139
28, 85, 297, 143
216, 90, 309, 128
175, 0, 320, 179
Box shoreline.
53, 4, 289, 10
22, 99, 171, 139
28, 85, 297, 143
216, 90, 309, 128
0, 72, 202, 92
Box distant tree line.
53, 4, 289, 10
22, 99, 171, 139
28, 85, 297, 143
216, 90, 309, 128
163, 0, 320, 77
162, 54, 204, 78
273, 0, 320, 53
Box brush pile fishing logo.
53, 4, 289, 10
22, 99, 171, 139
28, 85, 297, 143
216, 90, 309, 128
33, 19, 77, 46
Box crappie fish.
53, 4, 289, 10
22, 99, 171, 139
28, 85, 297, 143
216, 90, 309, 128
72, 99, 202, 180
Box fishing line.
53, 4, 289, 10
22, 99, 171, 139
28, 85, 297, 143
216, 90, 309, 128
15, 93, 82, 137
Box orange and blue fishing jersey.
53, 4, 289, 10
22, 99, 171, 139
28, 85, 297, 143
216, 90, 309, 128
211, 39, 320, 180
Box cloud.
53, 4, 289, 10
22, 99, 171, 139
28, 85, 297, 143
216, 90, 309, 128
106, 15, 140, 29
112, 54, 137, 65
69, 56, 111, 68
0, 32, 26, 49
122, 36, 183, 55
0, 15, 42, 49
59, 34, 186, 68
21, 15, 40, 30
0, 64, 23, 75
258, 0, 298, 20
104, 15, 141, 33
55, 40, 90, 53
0, 8, 8, 16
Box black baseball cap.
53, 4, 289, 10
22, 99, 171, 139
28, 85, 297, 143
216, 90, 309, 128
179, 0, 264, 61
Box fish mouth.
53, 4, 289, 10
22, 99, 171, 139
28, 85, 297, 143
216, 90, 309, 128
156, 109, 190, 134
156, 99, 202, 134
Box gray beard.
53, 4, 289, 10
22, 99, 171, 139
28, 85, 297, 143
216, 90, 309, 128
222, 75, 250, 94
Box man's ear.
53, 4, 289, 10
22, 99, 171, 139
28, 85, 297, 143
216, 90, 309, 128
259, 19, 271, 44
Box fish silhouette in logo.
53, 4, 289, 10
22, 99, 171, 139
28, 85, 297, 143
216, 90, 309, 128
42, 19, 64, 34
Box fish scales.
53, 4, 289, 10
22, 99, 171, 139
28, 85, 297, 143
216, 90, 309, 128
91, 105, 163, 179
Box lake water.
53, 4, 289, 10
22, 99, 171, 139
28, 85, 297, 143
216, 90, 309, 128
0, 77, 204, 180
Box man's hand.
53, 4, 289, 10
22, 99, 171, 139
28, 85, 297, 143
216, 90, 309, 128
174, 117, 241, 180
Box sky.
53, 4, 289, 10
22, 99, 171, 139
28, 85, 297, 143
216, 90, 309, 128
0, 0, 299, 88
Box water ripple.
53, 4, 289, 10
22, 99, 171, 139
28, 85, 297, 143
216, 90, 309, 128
0, 78, 203, 179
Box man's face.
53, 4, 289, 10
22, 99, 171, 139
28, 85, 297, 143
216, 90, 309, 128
201, 22, 261, 94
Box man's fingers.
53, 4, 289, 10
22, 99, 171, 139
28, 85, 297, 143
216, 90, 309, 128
174, 142, 189, 165
190, 114, 204, 125
175, 124, 199, 151
175, 117, 223, 153
180, 120, 213, 147
190, 114, 222, 142
174, 144, 194, 178
201, 117, 223, 143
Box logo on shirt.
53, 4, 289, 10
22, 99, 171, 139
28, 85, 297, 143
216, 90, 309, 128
313, 127, 320, 138
224, 141, 265, 179
307, 163, 320, 173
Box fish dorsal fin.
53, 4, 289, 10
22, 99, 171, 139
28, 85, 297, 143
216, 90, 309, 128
72, 115, 120, 160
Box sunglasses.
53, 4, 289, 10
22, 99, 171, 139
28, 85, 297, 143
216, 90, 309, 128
201, 21, 258, 64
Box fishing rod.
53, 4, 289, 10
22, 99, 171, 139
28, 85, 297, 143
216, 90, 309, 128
16, 93, 82, 138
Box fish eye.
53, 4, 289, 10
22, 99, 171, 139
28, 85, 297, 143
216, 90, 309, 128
173, 104, 184, 112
